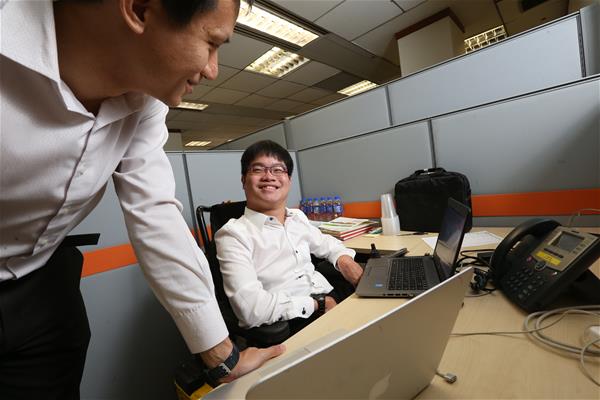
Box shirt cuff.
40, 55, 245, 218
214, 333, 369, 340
171, 299, 229, 354
329, 248, 357, 270
287, 296, 316, 320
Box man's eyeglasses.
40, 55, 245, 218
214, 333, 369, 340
248, 164, 288, 176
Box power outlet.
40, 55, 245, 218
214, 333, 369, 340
583, 325, 600, 349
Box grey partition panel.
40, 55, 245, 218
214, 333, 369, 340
226, 123, 287, 150
186, 151, 302, 209
297, 123, 433, 203
287, 87, 390, 150
432, 79, 600, 196
581, 3, 600, 76
72, 153, 194, 247
388, 16, 583, 126
81, 266, 188, 400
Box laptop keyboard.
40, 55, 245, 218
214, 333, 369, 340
388, 258, 428, 291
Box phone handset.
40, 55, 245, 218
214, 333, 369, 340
490, 218, 560, 280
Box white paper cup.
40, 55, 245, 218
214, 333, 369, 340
380, 193, 397, 219
381, 216, 401, 236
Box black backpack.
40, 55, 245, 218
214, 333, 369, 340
394, 168, 472, 233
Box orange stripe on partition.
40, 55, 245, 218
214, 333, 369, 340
343, 201, 382, 219
472, 188, 600, 217
341, 188, 600, 219
82, 243, 137, 277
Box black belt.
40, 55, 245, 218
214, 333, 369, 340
59, 234, 100, 248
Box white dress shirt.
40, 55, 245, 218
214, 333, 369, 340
0, 1, 227, 353
215, 207, 356, 328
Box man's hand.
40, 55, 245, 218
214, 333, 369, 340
324, 295, 337, 312
199, 338, 285, 384
221, 344, 286, 383
336, 255, 363, 287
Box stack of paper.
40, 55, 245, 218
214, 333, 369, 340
318, 217, 377, 241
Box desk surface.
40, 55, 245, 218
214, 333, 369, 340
207, 227, 600, 399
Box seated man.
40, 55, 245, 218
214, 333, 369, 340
215, 140, 363, 335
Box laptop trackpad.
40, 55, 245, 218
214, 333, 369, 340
367, 264, 390, 288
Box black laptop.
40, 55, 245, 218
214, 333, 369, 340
356, 198, 471, 297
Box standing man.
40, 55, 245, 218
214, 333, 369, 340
0, 1, 283, 398
215, 140, 364, 334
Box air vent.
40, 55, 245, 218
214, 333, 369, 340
520, 0, 549, 12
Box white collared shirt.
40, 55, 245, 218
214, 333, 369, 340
215, 208, 356, 328
0, 1, 227, 353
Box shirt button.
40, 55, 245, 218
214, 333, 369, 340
302, 307, 306, 315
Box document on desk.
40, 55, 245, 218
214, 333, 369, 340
422, 231, 503, 249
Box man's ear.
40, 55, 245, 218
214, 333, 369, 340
241, 175, 246, 187
119, 0, 152, 34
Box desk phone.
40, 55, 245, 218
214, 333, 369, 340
491, 219, 600, 312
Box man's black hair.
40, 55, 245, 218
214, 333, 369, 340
241, 140, 294, 177
161, 0, 252, 26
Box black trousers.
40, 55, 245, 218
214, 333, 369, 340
0, 245, 90, 400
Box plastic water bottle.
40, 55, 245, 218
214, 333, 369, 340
333, 196, 343, 219
305, 198, 313, 219
325, 196, 334, 221
312, 197, 321, 221
319, 197, 327, 221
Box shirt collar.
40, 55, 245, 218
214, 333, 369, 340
244, 207, 297, 229
1, 1, 61, 83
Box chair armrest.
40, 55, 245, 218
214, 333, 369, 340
245, 321, 290, 348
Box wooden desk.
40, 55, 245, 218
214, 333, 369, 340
207, 228, 600, 399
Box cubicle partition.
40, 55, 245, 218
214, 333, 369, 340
227, 9, 600, 227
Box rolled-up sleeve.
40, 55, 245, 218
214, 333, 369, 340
216, 224, 315, 328
112, 98, 227, 353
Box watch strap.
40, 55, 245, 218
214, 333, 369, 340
204, 343, 240, 387
311, 293, 326, 315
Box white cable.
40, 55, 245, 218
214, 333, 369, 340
452, 305, 600, 386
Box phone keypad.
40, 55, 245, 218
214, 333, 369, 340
503, 266, 547, 302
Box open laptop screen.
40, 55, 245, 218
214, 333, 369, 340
433, 199, 470, 277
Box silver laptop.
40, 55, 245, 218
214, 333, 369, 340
356, 198, 471, 298
239, 267, 473, 399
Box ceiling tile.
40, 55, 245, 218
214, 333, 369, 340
287, 87, 333, 103
353, 0, 450, 58
202, 87, 251, 104
183, 84, 214, 101
290, 103, 317, 115
256, 80, 306, 98
310, 92, 346, 106
220, 70, 277, 92
218, 34, 273, 69
234, 94, 279, 108
392, 0, 427, 12
266, 99, 306, 112
272, 0, 344, 22
281, 61, 340, 86
203, 65, 240, 87
315, 0, 404, 41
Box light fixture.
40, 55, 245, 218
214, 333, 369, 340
338, 80, 378, 96
464, 25, 507, 53
245, 47, 309, 78
237, 1, 318, 47
185, 141, 212, 147
176, 102, 209, 111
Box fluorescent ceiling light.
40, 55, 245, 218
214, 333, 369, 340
176, 102, 209, 111
338, 81, 378, 96
237, 1, 318, 47
245, 47, 309, 78
464, 25, 506, 53
185, 141, 212, 147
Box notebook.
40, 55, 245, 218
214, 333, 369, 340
356, 198, 471, 298
235, 267, 474, 399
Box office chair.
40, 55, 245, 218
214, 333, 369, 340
195, 201, 291, 348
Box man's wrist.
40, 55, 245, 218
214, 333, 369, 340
197, 338, 233, 368
310, 293, 326, 315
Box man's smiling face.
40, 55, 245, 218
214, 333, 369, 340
242, 155, 291, 214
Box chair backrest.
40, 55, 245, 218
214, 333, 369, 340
196, 201, 246, 310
